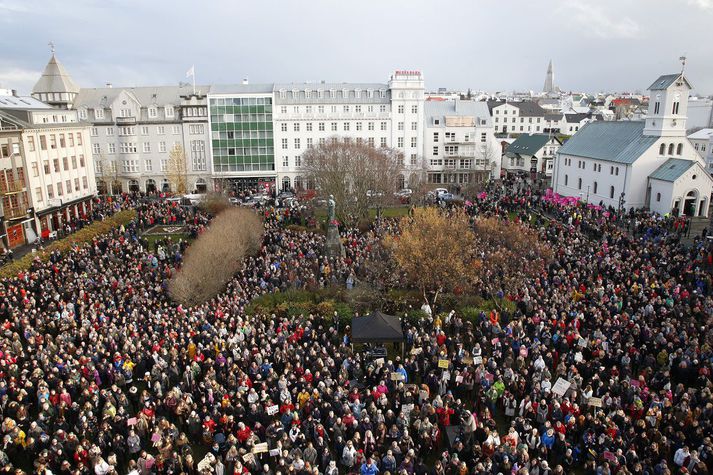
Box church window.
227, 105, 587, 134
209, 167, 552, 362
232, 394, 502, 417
659, 143, 666, 155
676, 143, 683, 155
668, 144, 674, 155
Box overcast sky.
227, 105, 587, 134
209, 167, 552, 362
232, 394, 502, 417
1, 0, 712, 96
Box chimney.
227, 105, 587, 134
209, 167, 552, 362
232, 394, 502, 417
106, 82, 113, 88
242, 78, 249, 85
12, 89, 18, 97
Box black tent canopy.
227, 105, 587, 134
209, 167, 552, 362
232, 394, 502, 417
351, 311, 404, 343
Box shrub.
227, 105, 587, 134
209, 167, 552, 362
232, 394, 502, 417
0, 210, 137, 279
169, 208, 263, 307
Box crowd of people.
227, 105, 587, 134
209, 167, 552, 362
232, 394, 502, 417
0, 185, 710, 475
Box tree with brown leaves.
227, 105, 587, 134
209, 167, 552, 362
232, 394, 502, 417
385, 207, 480, 307
169, 208, 263, 307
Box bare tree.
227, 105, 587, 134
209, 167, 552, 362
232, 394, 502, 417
166, 144, 188, 194
302, 139, 403, 220
95, 154, 121, 195
169, 208, 263, 307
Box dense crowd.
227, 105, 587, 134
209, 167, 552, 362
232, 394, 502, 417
0, 186, 710, 475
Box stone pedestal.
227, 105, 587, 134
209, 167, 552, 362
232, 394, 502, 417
325, 224, 345, 258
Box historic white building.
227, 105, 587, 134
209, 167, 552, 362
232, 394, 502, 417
488, 101, 547, 135
553, 73, 713, 217
32, 53, 212, 194
423, 100, 500, 185
0, 90, 96, 246
503, 134, 561, 178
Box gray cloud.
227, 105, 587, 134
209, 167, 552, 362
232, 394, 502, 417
1, 0, 712, 96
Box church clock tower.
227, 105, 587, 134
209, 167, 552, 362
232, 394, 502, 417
643, 71, 692, 138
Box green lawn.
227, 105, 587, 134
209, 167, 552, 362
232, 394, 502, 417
144, 233, 192, 251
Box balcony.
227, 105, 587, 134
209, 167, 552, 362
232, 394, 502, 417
3, 206, 29, 220
0, 181, 26, 195
116, 116, 137, 125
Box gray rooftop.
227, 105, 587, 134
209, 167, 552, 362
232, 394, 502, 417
273, 82, 389, 104
425, 100, 492, 127
557, 121, 657, 164
75, 84, 211, 108
32, 54, 80, 95
647, 73, 691, 91
487, 100, 546, 117
649, 158, 697, 182
0, 94, 52, 110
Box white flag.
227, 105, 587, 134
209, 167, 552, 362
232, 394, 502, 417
186, 65, 194, 78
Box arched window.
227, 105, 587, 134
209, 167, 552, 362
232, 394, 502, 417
578, 177, 582, 190
398, 174, 405, 190
610, 186, 615, 199
282, 176, 291, 191
656, 192, 661, 202
677, 143, 683, 155
659, 143, 666, 155
593, 182, 598, 194
564, 174, 568, 186
294, 176, 303, 191
145, 179, 156, 193
668, 143, 674, 155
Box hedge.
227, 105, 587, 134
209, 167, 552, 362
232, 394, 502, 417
0, 210, 137, 279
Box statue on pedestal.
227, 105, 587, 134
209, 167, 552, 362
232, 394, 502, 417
325, 194, 344, 257
328, 195, 336, 225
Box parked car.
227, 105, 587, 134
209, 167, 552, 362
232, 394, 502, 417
366, 190, 384, 198
394, 188, 413, 203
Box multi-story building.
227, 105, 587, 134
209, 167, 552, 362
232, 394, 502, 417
72, 85, 212, 194
32, 53, 211, 194
488, 101, 547, 135
208, 71, 426, 192
503, 134, 562, 179
0, 89, 96, 247
688, 128, 713, 172
423, 100, 499, 185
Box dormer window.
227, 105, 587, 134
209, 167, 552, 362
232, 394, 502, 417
305, 89, 311, 99
292, 89, 299, 98
95, 108, 105, 119
78, 109, 87, 120
330, 89, 336, 99
355, 89, 361, 98
317, 89, 323, 99
279, 89, 287, 99
165, 106, 174, 118
342, 89, 348, 99
148, 106, 158, 118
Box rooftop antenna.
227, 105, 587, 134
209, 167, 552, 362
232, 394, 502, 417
679, 54, 687, 75
48, 41, 55, 54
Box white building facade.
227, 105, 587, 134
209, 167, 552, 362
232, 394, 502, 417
553, 73, 713, 216
423, 100, 500, 185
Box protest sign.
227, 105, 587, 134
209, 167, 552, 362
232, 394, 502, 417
552, 377, 571, 396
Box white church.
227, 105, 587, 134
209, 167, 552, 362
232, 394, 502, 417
553, 72, 713, 217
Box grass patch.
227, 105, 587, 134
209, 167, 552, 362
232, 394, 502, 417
0, 210, 137, 279
144, 233, 192, 250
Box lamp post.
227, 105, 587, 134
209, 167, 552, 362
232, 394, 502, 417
586, 185, 590, 203
618, 192, 626, 215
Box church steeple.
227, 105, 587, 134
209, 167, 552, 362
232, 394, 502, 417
643, 72, 692, 138
31, 49, 79, 110
543, 60, 555, 94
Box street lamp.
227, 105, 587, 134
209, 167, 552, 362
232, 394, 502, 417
618, 192, 626, 214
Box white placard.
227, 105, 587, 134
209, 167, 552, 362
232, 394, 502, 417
551, 377, 571, 396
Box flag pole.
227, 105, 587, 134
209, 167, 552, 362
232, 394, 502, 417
192, 66, 196, 95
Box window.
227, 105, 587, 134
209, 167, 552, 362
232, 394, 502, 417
141, 126, 149, 135
148, 107, 157, 118
159, 142, 167, 153
119, 109, 131, 118
411, 137, 417, 148
35, 187, 43, 203
165, 106, 174, 118
282, 156, 289, 167
27, 136, 35, 152
356, 122, 362, 131
668, 143, 674, 155
659, 143, 666, 155
331, 122, 337, 132
433, 132, 439, 143
282, 138, 288, 150
677, 143, 683, 155
380, 137, 387, 147
172, 126, 180, 135
397, 137, 404, 147
95, 108, 105, 119
122, 160, 138, 173
39, 135, 47, 150
368, 137, 375, 147
91, 127, 98, 137
295, 155, 301, 167
50, 135, 57, 149
317, 105, 324, 113
368, 122, 374, 131
343, 123, 350, 131
433, 146, 439, 156
564, 174, 568, 186
47, 184, 54, 199
294, 138, 300, 149
76, 133, 82, 145
79, 155, 85, 167
411, 154, 417, 166
672, 101, 680, 115
293, 123, 300, 132
157, 126, 165, 135
160, 159, 168, 172
398, 122, 404, 131
43, 160, 50, 174
306, 123, 313, 132
119, 126, 135, 136
380, 122, 387, 131
578, 178, 582, 190
56, 182, 63, 196
481, 133, 487, 143
92, 143, 101, 154
74, 178, 80, 192
397, 105, 404, 114
615, 167, 619, 176
63, 157, 69, 170
82, 176, 88, 189
143, 142, 151, 153
108, 143, 116, 154
411, 105, 418, 114
656, 192, 661, 202
145, 159, 153, 171
343, 105, 350, 113
593, 182, 598, 194
654, 102, 660, 115
610, 186, 615, 199
306, 138, 313, 148
119, 143, 137, 153
79, 109, 87, 120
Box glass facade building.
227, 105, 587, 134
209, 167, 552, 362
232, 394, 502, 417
209, 96, 274, 173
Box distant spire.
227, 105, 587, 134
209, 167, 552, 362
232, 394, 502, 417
48, 41, 55, 54
543, 60, 555, 94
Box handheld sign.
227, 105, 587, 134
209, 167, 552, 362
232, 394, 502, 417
551, 377, 571, 396
267, 405, 279, 416
588, 397, 603, 408
252, 443, 268, 454
438, 359, 449, 369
